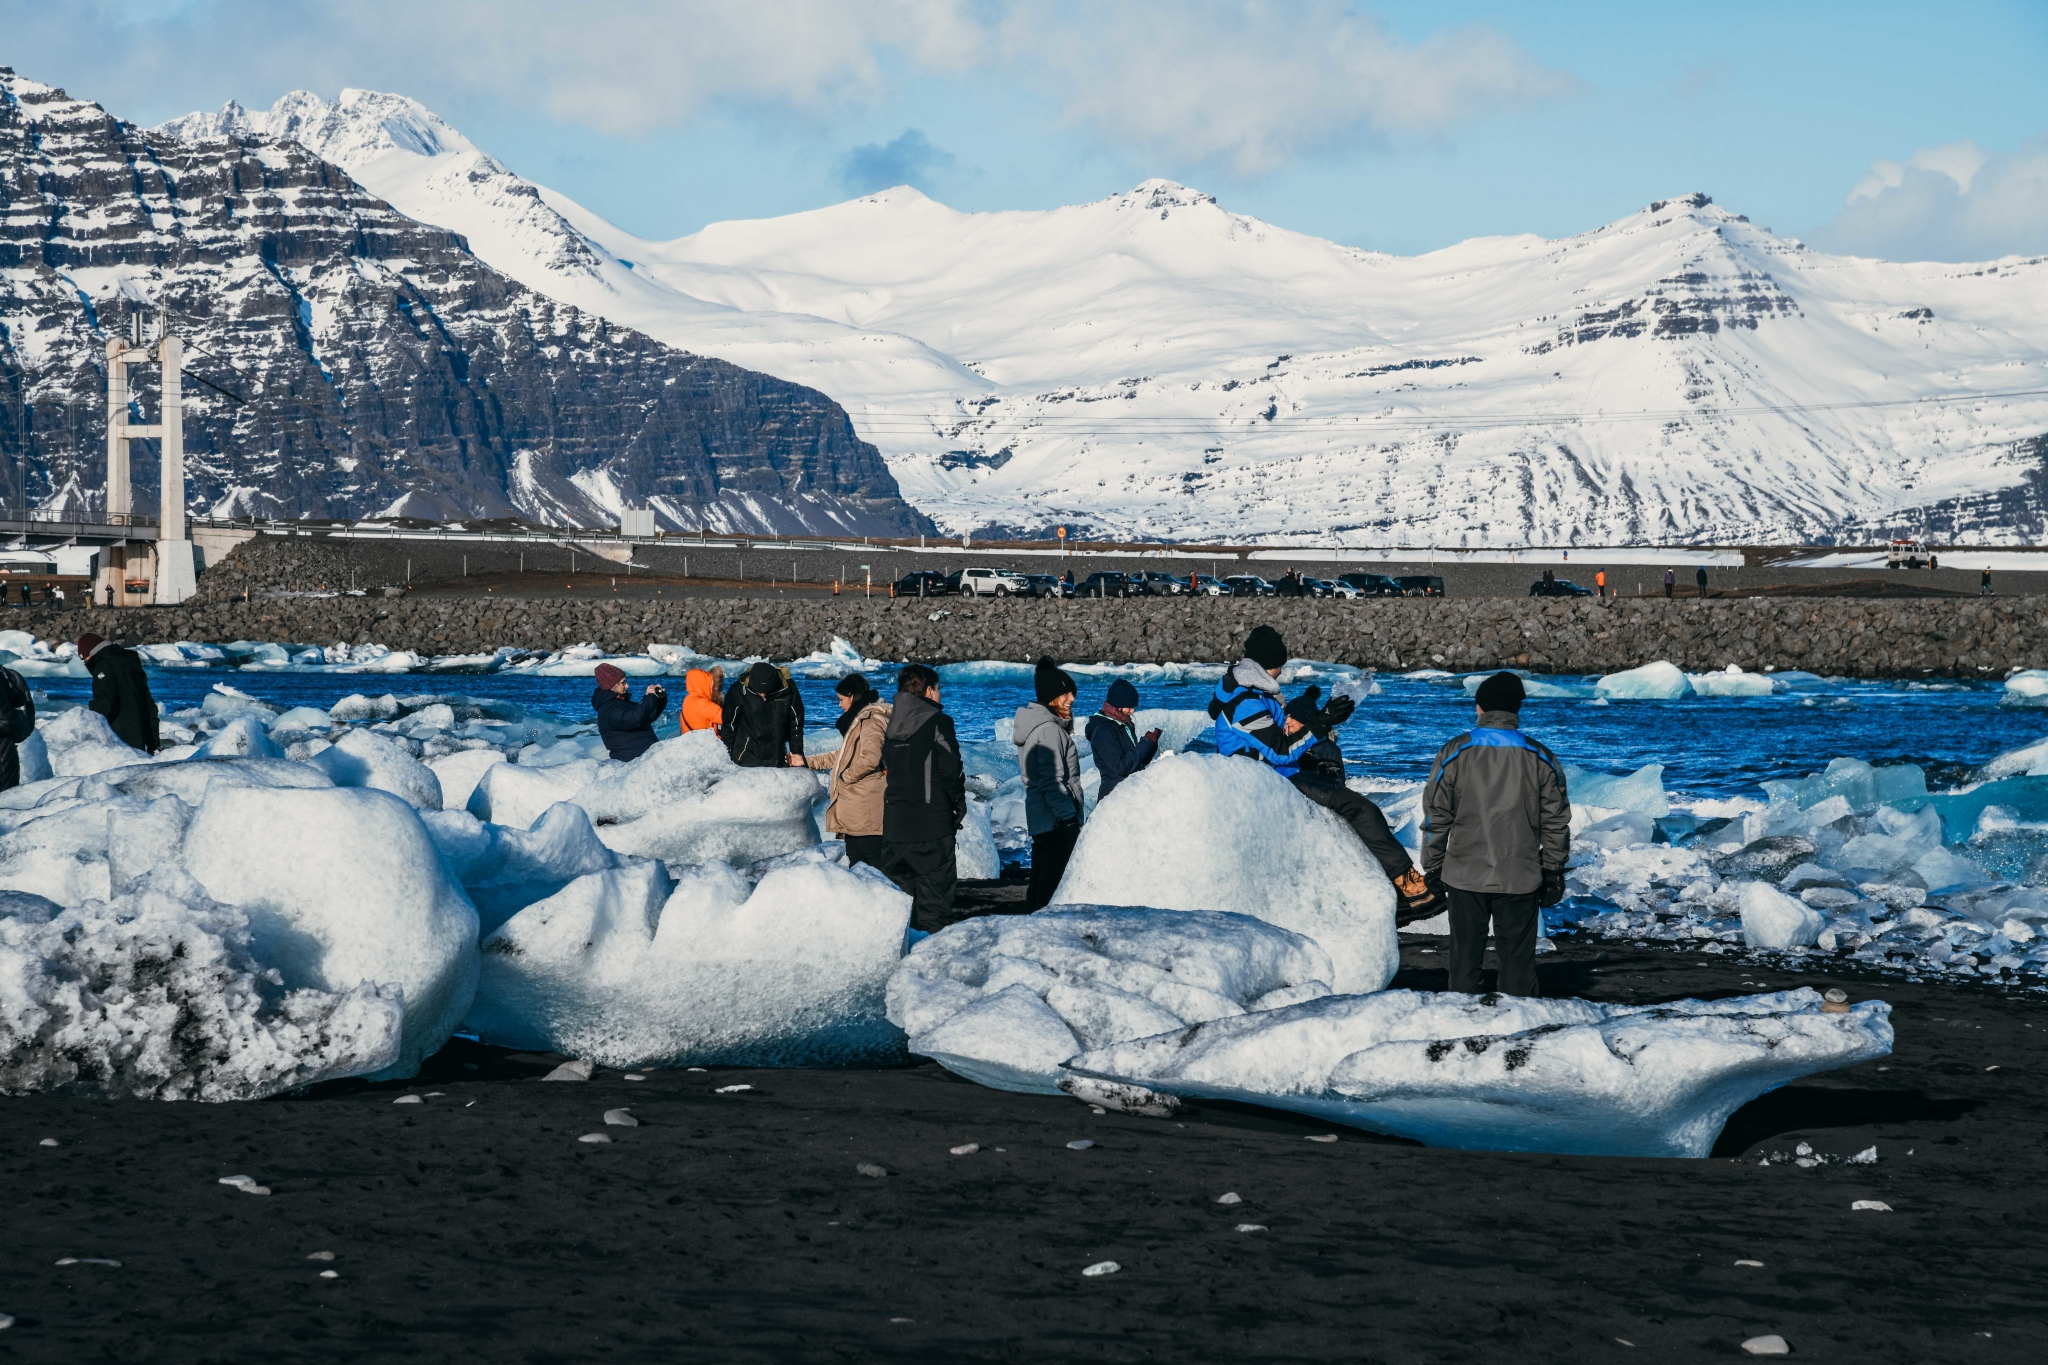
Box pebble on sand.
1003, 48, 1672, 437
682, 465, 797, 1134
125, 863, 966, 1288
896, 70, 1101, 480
950, 1143, 980, 1156
1851, 1200, 1892, 1212
1740, 1334, 1790, 1355
38, 1138, 57, 1147
0, 1312, 12, 1330
1081, 1261, 1120, 1277
1215, 1192, 1242, 1204
218, 1175, 271, 1195
1306, 1134, 1340, 1144
856, 1163, 888, 1178
1735, 1259, 1765, 1267
54, 1259, 120, 1267
307, 1251, 335, 1261
1066, 1139, 1095, 1150
714, 1084, 753, 1094
577, 1133, 612, 1144
392, 1095, 424, 1105
1234, 1224, 1268, 1233
543, 1059, 595, 1082
623, 1074, 648, 1082
602, 1108, 639, 1126
318, 1270, 339, 1279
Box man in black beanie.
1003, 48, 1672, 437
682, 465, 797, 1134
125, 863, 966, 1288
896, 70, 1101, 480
1421, 671, 1571, 996
1015, 657, 1086, 910
1211, 624, 1441, 921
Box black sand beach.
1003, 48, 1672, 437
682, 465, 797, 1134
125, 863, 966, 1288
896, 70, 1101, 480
3, 937, 2042, 1364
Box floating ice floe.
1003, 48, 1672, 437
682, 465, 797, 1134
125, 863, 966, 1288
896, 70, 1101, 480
1687, 664, 1778, 698
1063, 988, 1893, 1157
466, 852, 911, 1067
1594, 661, 1694, 700
2000, 670, 2048, 708
0, 870, 401, 1099
885, 906, 1334, 1093
1051, 753, 1397, 994
1461, 672, 1589, 700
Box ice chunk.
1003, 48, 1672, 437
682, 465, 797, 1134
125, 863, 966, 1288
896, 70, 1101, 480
0, 867, 401, 1099
99, 756, 333, 805
1052, 754, 1396, 994
1976, 733, 2048, 781
571, 731, 818, 867
17, 731, 50, 785
308, 729, 443, 810
183, 786, 479, 1080
267, 706, 334, 735
1566, 764, 1669, 817
466, 858, 910, 1067
1687, 665, 1776, 698
1578, 812, 1656, 850
887, 905, 1335, 1094
1129, 709, 1214, 752
1738, 882, 1824, 949
425, 749, 505, 814
329, 693, 401, 722
1765, 758, 1928, 813
1461, 672, 1587, 700
956, 795, 1000, 880
39, 707, 149, 778
1064, 988, 1892, 1157
1913, 845, 1995, 893
193, 716, 286, 761
1594, 661, 1694, 701
2000, 670, 2048, 708
467, 758, 606, 828
423, 803, 624, 933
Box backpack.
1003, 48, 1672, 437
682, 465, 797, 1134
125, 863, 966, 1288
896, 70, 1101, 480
0, 666, 34, 744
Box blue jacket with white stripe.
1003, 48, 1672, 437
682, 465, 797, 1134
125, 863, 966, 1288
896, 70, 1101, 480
1422, 712, 1571, 895
1209, 660, 1318, 777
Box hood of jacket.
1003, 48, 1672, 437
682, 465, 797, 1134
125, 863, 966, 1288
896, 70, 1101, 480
1229, 658, 1282, 694
744, 661, 788, 697
1012, 701, 1070, 750
887, 689, 942, 739
684, 668, 718, 701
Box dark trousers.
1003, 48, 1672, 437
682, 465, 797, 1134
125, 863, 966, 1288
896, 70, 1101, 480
886, 836, 956, 933
842, 834, 887, 871
1289, 774, 1411, 881
1447, 887, 1541, 996
1025, 822, 1081, 911
1664, 583, 1673, 598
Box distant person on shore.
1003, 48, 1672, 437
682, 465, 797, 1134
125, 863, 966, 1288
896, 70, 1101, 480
1212, 625, 1440, 922
1062, 569, 1074, 594
0, 656, 35, 792
722, 662, 804, 767
883, 664, 965, 931
1664, 568, 1675, 599
1086, 677, 1160, 803
1016, 658, 1087, 911
1422, 672, 1570, 997
1983, 567, 1995, 596
1695, 565, 1708, 596
803, 673, 891, 871
679, 666, 724, 733
1595, 569, 1607, 600
591, 663, 667, 762
77, 632, 159, 754
1542, 568, 1555, 586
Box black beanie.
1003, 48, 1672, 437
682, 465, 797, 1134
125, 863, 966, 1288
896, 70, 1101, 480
1475, 671, 1526, 713
1244, 625, 1287, 670
1034, 655, 1076, 704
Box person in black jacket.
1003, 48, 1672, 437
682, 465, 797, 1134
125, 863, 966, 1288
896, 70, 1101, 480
77, 633, 159, 754
881, 664, 965, 931
591, 662, 668, 761
721, 661, 805, 768
1085, 677, 1159, 803
0, 661, 35, 791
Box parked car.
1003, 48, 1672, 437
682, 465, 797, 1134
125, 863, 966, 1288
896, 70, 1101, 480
948, 566, 1031, 597
1189, 574, 1229, 596
1221, 574, 1276, 597
1529, 577, 1592, 597
1337, 572, 1405, 597
1077, 571, 1139, 598
1396, 575, 1446, 597
1299, 576, 1340, 598
891, 571, 950, 598
1133, 571, 1189, 596
1023, 573, 1073, 598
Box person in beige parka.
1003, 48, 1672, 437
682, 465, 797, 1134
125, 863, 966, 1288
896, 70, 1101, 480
800, 672, 893, 870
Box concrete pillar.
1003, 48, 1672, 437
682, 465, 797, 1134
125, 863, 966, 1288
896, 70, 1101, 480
105, 337, 130, 519
153, 335, 196, 603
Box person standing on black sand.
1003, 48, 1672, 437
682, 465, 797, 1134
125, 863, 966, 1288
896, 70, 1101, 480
883, 664, 965, 932
722, 661, 805, 767
1695, 565, 1709, 596
77, 632, 158, 754
1211, 624, 1442, 922
803, 673, 891, 871
1016, 657, 1087, 910
1664, 567, 1675, 599
0, 655, 35, 792
1422, 671, 1570, 997
591, 662, 667, 761
1982, 567, 1994, 596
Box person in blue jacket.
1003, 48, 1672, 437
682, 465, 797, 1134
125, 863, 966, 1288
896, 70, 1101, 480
1211, 625, 1441, 922
592, 662, 668, 761
1085, 677, 1160, 802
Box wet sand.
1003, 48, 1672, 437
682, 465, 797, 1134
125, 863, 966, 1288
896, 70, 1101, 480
1, 937, 2042, 1363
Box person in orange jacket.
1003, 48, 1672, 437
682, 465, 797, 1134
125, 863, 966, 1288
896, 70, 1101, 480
680, 666, 725, 732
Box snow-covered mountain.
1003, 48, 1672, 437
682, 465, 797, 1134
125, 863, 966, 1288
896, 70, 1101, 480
163, 90, 2048, 545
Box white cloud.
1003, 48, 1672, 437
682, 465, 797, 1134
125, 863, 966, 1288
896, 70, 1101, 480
1821, 136, 2048, 263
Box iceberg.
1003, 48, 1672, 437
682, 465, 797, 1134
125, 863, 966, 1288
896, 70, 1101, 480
39, 707, 151, 778
1976, 734, 2048, 782
1594, 661, 1694, 700
571, 731, 819, 867
424, 802, 625, 933
1687, 664, 1777, 698
1065, 988, 1893, 1157
426, 749, 506, 813
1566, 763, 1669, 817
2001, 670, 2048, 708
1739, 882, 1824, 948
467, 758, 609, 828
886, 905, 1334, 1093
1052, 753, 1397, 994
309, 728, 445, 810
466, 856, 911, 1067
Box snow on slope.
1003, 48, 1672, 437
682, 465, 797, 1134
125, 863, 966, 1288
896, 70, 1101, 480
162, 93, 2048, 546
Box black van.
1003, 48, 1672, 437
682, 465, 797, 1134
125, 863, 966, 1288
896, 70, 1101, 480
1396, 575, 1446, 597
1338, 572, 1405, 597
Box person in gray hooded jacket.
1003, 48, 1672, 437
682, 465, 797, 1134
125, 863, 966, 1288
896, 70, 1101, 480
1422, 671, 1571, 996
1015, 656, 1086, 911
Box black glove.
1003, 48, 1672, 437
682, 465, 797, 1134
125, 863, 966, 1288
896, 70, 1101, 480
1538, 868, 1566, 908
1424, 868, 1446, 902
1321, 694, 1356, 728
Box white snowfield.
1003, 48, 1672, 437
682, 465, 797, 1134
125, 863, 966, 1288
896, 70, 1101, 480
1052, 753, 1399, 995
158, 91, 2048, 545
1064, 989, 1894, 1158
886, 906, 1335, 1094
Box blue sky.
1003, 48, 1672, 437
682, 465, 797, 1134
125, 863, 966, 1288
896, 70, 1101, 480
7, 0, 2046, 259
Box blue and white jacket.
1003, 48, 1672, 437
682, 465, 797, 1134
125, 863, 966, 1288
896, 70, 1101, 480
1209, 659, 1319, 778
1421, 712, 1570, 895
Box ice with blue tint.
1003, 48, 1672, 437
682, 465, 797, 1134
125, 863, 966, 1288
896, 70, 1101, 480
1461, 672, 1590, 700
1566, 763, 1669, 817
1594, 661, 1694, 700
2002, 670, 2048, 708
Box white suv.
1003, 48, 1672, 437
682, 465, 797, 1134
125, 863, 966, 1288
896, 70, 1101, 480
953, 566, 1032, 597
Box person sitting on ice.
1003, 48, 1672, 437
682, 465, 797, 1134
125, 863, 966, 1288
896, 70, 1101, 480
1085, 677, 1161, 802
801, 673, 892, 871
722, 661, 806, 767
1420, 671, 1570, 997
1210, 625, 1441, 922
591, 662, 667, 762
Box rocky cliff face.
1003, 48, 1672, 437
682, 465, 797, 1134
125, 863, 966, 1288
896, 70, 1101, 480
0, 68, 932, 536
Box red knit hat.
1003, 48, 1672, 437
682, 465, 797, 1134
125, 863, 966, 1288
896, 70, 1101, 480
76, 633, 105, 659
593, 663, 626, 690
